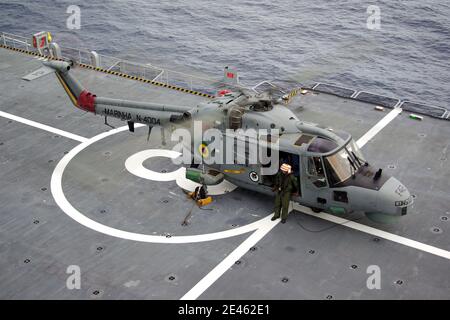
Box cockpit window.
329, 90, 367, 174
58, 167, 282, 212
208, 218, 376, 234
324, 139, 366, 186
308, 156, 327, 188
307, 137, 338, 153
324, 149, 352, 185
308, 157, 325, 177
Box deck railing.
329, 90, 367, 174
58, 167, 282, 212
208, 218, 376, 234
1, 32, 449, 119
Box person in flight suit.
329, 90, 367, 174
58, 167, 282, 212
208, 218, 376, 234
271, 163, 299, 224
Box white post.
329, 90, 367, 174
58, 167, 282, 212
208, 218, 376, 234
90, 51, 100, 67
49, 42, 62, 59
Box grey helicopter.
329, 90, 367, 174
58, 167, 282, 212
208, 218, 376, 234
43, 59, 413, 223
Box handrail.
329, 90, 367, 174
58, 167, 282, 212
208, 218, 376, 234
399, 100, 447, 118
0, 32, 217, 85
2, 31, 449, 119
2, 33, 31, 50
310, 82, 449, 120
442, 110, 449, 119
312, 82, 357, 97
106, 60, 121, 72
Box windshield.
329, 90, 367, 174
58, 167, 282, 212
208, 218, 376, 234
324, 139, 366, 185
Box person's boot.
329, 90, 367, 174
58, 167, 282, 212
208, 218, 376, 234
281, 219, 287, 224
271, 215, 279, 221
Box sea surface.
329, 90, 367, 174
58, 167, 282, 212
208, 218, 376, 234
1, 0, 449, 106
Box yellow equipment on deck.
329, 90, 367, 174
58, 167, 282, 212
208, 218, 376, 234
187, 185, 213, 207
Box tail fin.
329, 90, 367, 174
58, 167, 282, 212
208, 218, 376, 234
44, 60, 96, 113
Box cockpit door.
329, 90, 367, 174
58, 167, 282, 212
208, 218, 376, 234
280, 151, 301, 197
302, 156, 330, 208
260, 151, 302, 197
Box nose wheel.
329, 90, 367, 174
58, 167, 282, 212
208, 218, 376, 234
310, 207, 323, 213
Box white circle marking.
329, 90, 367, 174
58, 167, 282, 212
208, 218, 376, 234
50, 125, 270, 243
124, 149, 237, 195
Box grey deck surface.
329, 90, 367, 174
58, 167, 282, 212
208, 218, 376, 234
0, 47, 449, 299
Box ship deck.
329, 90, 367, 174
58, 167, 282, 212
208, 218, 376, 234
0, 46, 449, 299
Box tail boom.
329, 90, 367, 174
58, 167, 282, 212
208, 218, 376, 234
44, 60, 192, 127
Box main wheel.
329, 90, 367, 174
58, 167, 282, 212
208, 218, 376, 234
311, 207, 322, 213
193, 185, 207, 200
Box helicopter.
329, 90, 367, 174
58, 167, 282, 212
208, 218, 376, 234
43, 59, 413, 223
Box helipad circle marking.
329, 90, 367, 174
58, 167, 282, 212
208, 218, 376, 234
124, 149, 237, 195
125, 149, 183, 182
51, 125, 268, 243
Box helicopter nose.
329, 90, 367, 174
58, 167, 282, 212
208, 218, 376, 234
365, 177, 412, 223
376, 177, 412, 216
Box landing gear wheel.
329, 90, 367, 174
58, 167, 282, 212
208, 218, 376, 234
191, 185, 212, 207
311, 207, 322, 213
194, 185, 207, 200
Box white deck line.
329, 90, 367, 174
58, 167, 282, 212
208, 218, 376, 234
182, 202, 450, 300
356, 107, 402, 148
181, 215, 280, 300
0, 110, 88, 143
3, 100, 446, 299
293, 203, 450, 260
180, 106, 447, 300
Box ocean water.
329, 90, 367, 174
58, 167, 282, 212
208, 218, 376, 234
1, 0, 449, 107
